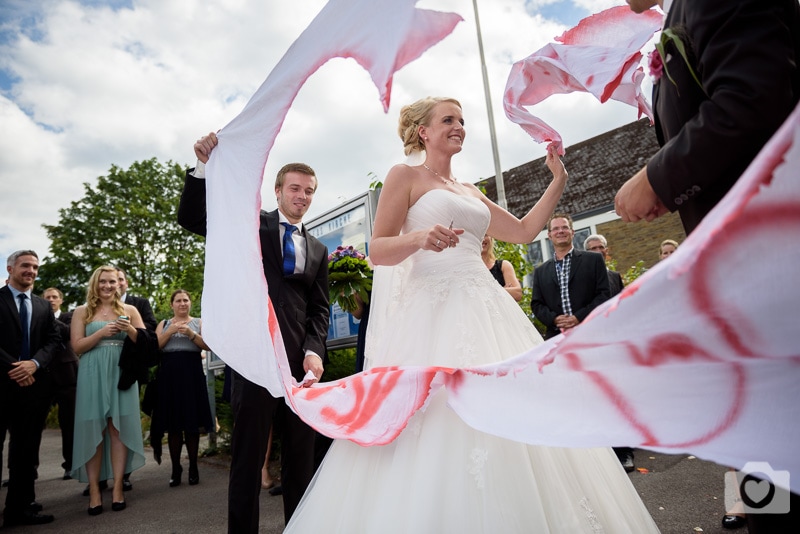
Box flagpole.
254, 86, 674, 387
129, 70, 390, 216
473, 0, 507, 209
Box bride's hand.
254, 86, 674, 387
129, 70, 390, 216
545, 145, 568, 182
421, 224, 465, 252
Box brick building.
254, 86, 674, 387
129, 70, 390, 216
477, 119, 686, 278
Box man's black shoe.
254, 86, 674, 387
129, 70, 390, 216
268, 484, 283, 496
27, 501, 43, 513
3, 510, 55, 526
722, 514, 746, 529
63, 470, 73, 480
619, 452, 635, 473
123, 479, 133, 491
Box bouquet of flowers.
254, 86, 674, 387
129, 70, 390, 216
327, 245, 372, 313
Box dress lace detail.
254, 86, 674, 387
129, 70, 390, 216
467, 447, 489, 490
579, 497, 605, 534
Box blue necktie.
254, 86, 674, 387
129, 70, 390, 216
18, 293, 30, 360
281, 223, 298, 276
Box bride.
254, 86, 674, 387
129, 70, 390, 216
285, 97, 659, 532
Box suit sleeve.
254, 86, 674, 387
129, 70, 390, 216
136, 298, 158, 332
31, 305, 60, 370
573, 254, 611, 323
303, 243, 330, 359
178, 169, 208, 237
530, 267, 557, 329
647, 0, 800, 211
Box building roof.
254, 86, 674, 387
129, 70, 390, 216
477, 118, 660, 219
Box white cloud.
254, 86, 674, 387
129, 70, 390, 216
0, 0, 648, 263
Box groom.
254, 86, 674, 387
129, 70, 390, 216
617, 1, 800, 532
178, 132, 329, 532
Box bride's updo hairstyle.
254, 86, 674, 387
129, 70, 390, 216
398, 96, 462, 156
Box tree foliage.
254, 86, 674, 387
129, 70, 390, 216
38, 158, 205, 319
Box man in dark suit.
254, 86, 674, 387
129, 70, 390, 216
582, 234, 635, 472
179, 132, 329, 532
531, 214, 610, 341
42, 287, 79, 481
116, 269, 157, 332
618, 2, 800, 531
583, 235, 624, 297
616, 0, 800, 234
1, 250, 60, 526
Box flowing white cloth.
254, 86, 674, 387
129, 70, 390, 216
503, 6, 662, 153
201, 0, 800, 496
285, 190, 659, 533
201, 0, 462, 395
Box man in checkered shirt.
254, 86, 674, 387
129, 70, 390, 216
531, 214, 610, 340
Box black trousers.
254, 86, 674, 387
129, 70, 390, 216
1, 372, 51, 518
227, 371, 316, 533
51, 361, 77, 472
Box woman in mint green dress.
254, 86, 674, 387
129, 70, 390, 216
70, 266, 146, 515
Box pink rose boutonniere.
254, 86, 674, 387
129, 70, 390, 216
650, 29, 705, 94
648, 48, 664, 82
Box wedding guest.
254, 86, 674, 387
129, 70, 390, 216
659, 239, 678, 261
151, 289, 213, 488
284, 96, 658, 532
42, 287, 79, 480
70, 266, 148, 515
1, 251, 59, 527
481, 235, 522, 302
179, 136, 329, 530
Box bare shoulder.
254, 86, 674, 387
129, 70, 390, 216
382, 164, 420, 201
123, 303, 139, 317
461, 182, 491, 203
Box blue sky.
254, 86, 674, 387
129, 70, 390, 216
0, 0, 654, 262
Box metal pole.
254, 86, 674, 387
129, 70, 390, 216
473, 0, 507, 210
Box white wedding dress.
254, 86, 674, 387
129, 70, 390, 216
285, 189, 659, 533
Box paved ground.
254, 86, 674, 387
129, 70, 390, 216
1, 430, 747, 533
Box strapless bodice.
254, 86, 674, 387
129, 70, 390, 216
403, 189, 490, 275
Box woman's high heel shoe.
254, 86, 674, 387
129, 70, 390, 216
169, 466, 182, 487
111, 501, 126, 512
188, 465, 199, 486
87, 505, 103, 516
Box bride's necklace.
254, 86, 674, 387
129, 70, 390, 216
422, 163, 458, 185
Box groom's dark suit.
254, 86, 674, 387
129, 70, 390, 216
647, 0, 800, 234
531, 249, 610, 340
178, 171, 329, 531
0, 286, 59, 522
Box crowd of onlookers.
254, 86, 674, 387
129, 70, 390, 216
2, 231, 680, 527
1, 255, 212, 526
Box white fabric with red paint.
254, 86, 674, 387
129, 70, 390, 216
503, 6, 663, 153
201, 0, 800, 496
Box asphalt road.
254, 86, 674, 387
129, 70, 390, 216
1, 430, 746, 533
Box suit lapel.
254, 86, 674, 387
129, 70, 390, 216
263, 210, 283, 271
568, 250, 582, 283
301, 228, 323, 281
0, 286, 23, 334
